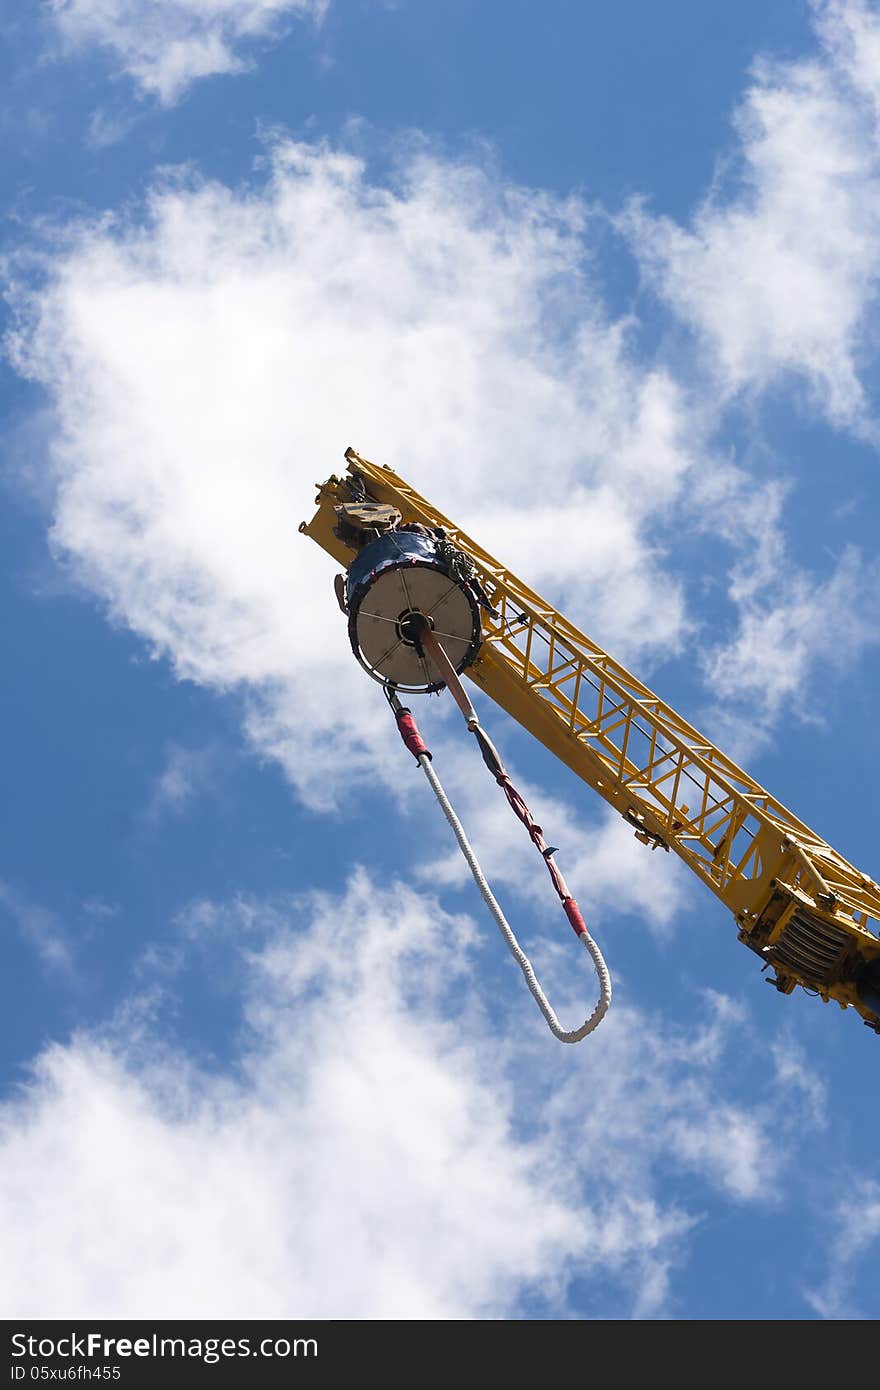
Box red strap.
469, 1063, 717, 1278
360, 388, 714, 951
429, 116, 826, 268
562, 897, 589, 939
499, 779, 544, 846
395, 708, 431, 761
495, 773, 587, 929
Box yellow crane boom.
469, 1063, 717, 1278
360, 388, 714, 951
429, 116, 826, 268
300, 448, 880, 1034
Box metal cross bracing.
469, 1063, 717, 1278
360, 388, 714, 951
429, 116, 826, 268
300, 449, 880, 1029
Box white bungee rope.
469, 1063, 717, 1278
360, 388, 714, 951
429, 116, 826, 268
386, 622, 611, 1044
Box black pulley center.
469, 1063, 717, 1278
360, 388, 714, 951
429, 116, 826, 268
396, 609, 433, 648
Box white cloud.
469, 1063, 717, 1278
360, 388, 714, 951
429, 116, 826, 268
770, 1035, 828, 1130
82, 895, 120, 921
0, 880, 72, 973
50, 0, 328, 105
805, 1178, 880, 1318
145, 741, 217, 822
533, 989, 786, 1213
625, 0, 880, 434
669, 429, 880, 760
0, 874, 814, 1318
84, 105, 137, 149
702, 545, 880, 756
6, 137, 699, 818
815, 0, 880, 120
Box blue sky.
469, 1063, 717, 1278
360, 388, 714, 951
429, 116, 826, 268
2, 0, 880, 1320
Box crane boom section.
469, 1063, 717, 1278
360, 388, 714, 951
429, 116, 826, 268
300, 450, 880, 1029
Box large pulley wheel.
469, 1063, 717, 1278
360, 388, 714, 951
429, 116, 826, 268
345, 532, 482, 693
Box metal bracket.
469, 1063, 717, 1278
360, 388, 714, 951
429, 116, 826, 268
625, 808, 670, 852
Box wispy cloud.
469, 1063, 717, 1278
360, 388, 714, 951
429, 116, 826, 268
805, 1178, 880, 1318
701, 545, 880, 758
84, 105, 137, 150
81, 896, 120, 921
612, 1, 880, 760
144, 742, 217, 824
0, 880, 73, 973
49, 0, 329, 106
624, 0, 880, 437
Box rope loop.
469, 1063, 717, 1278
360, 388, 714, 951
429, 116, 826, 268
386, 680, 611, 1044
